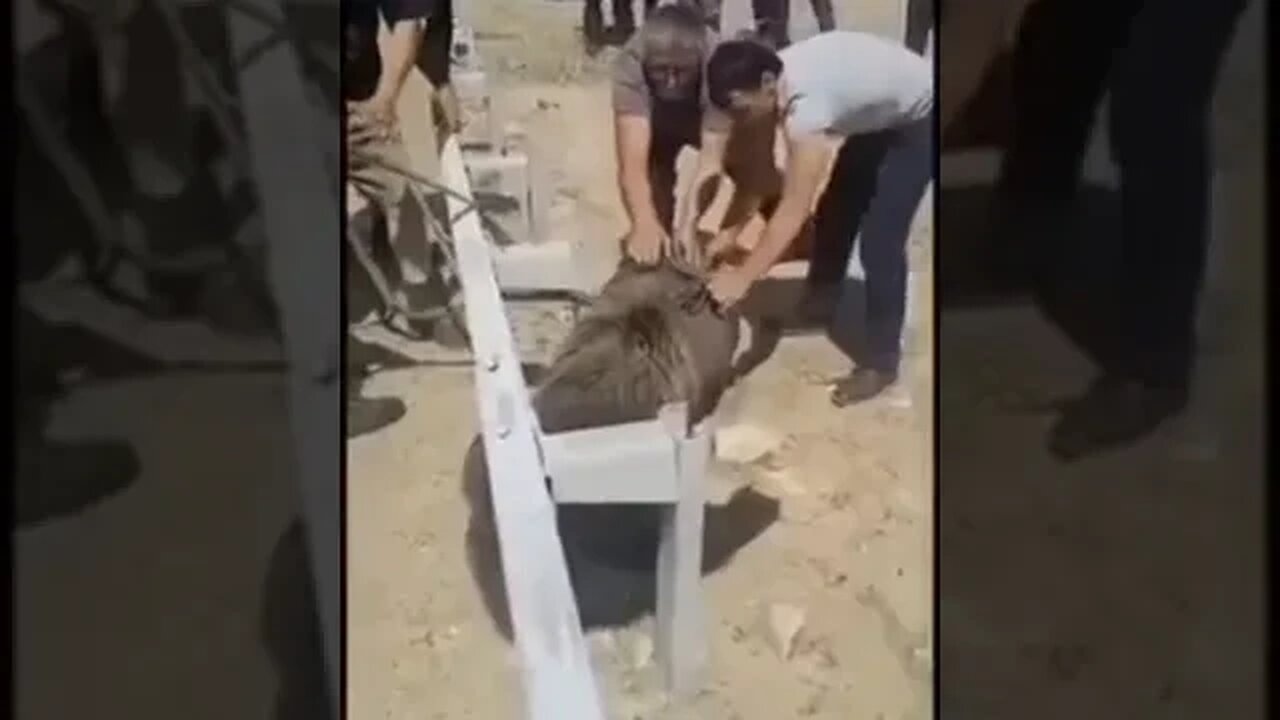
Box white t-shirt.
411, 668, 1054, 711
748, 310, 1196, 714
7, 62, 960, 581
780, 30, 934, 139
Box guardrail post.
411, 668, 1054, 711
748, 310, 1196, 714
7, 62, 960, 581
655, 403, 711, 697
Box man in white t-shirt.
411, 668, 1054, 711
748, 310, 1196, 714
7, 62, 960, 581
680, 31, 934, 405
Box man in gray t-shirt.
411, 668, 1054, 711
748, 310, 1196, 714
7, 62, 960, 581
688, 32, 934, 405
611, 4, 731, 265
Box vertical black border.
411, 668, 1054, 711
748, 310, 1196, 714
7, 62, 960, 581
927, 2, 942, 719
337, 0, 350, 716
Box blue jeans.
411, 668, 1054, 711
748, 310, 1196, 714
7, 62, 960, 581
808, 113, 934, 373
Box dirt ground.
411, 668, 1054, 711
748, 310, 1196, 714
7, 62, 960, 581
937, 3, 1267, 718
347, 2, 934, 719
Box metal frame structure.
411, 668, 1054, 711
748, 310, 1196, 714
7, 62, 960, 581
439, 136, 716, 717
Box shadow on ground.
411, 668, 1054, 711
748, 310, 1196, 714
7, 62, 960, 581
937, 183, 1129, 373
936, 182, 1266, 715
731, 275, 873, 379
460, 437, 780, 641
261, 519, 334, 720
14, 307, 159, 528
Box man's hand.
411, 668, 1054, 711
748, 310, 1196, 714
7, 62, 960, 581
352, 94, 397, 137
705, 226, 744, 263
435, 84, 462, 136
348, 100, 399, 149
706, 265, 756, 310
624, 218, 668, 265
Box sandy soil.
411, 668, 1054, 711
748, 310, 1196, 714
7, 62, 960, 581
346, 2, 934, 719
937, 3, 1268, 717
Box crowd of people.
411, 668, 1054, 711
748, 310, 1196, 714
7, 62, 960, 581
342, 0, 937, 437
607, 3, 934, 405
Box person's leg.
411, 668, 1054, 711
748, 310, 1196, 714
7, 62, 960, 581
751, 0, 790, 48
1048, 0, 1248, 460
344, 132, 410, 437
903, 0, 932, 54
810, 0, 836, 33
832, 116, 933, 405
583, 0, 606, 53
997, 0, 1139, 219
697, 0, 723, 31
418, 0, 457, 142
614, 0, 638, 40
806, 132, 891, 289
345, 120, 429, 312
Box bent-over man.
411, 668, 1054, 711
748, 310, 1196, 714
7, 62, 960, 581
684, 32, 933, 405
612, 4, 727, 265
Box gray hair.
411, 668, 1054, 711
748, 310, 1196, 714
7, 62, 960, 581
638, 3, 710, 60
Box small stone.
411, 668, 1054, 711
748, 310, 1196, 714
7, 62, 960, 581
764, 603, 807, 661
889, 486, 923, 520
910, 646, 933, 677
589, 630, 618, 657
629, 632, 654, 669
885, 389, 913, 409
716, 423, 783, 465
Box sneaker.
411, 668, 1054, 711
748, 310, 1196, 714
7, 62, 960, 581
347, 396, 406, 438
1048, 375, 1190, 461
830, 367, 898, 407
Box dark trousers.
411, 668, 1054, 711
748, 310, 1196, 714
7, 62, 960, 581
584, 0, 659, 43
416, 0, 453, 88
750, 0, 837, 48
809, 115, 934, 373
1002, 0, 1247, 388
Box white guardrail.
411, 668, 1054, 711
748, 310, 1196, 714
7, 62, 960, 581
439, 134, 715, 719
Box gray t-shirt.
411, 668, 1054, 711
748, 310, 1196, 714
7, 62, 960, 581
779, 30, 934, 139
612, 31, 731, 147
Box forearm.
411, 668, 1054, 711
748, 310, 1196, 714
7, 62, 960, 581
675, 132, 728, 236
738, 202, 808, 280
375, 20, 426, 104
618, 163, 661, 228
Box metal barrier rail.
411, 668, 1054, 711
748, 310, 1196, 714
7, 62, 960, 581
438, 136, 607, 719
439, 133, 715, 717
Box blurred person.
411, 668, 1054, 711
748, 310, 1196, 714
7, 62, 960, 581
585, 0, 660, 55
682, 33, 934, 405
344, 0, 440, 436
414, 0, 462, 145
993, 0, 1249, 459
749, 0, 837, 49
